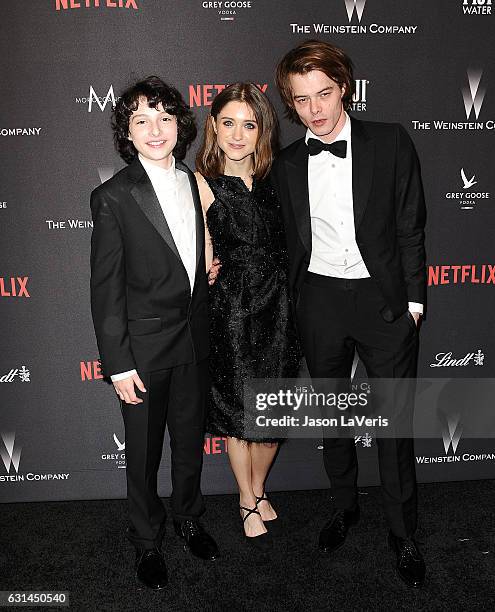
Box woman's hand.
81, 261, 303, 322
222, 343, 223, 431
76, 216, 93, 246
208, 257, 222, 285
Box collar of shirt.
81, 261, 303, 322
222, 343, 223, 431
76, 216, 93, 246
304, 112, 351, 151
138, 153, 177, 188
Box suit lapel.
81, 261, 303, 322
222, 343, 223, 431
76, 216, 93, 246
176, 160, 204, 278
129, 159, 182, 261
284, 139, 311, 254
351, 117, 374, 231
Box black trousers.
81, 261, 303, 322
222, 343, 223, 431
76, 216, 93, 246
120, 358, 208, 550
297, 273, 419, 538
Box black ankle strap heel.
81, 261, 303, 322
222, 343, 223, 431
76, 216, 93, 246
239, 505, 272, 552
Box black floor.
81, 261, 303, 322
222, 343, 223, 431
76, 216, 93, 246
1, 480, 494, 611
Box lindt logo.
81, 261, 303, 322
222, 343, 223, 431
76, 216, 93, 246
429, 350, 484, 367
0, 367, 31, 383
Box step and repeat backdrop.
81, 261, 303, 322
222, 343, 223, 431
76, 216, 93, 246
1, 1, 494, 503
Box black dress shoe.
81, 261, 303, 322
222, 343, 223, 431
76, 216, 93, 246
318, 507, 360, 553
388, 532, 426, 588
174, 519, 220, 561
135, 547, 168, 590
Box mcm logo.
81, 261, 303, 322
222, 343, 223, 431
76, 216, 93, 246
441, 414, 463, 454
113, 433, 125, 451
462, 69, 486, 120
460, 168, 477, 189
0, 432, 21, 474
88, 85, 116, 112
344, 0, 366, 23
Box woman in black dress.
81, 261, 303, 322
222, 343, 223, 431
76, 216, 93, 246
195, 83, 300, 546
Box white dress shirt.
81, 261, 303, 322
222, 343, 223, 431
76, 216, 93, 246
111, 154, 197, 382
306, 113, 369, 279
305, 113, 423, 315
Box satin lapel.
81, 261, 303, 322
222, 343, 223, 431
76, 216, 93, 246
351, 118, 374, 231
130, 174, 182, 262
177, 161, 204, 277
284, 139, 311, 254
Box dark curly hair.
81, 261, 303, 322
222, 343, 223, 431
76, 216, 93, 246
112, 76, 197, 164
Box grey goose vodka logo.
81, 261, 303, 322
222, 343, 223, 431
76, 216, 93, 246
444, 168, 490, 211
100, 433, 126, 468
461, 168, 477, 189
200, 1, 255, 22
113, 433, 125, 451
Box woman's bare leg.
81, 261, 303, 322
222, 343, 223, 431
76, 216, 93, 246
227, 437, 267, 537
250, 442, 278, 521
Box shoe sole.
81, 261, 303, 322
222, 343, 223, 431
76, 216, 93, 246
319, 539, 346, 554
392, 568, 424, 589
181, 543, 219, 561
318, 514, 360, 554
388, 538, 425, 589
135, 573, 168, 591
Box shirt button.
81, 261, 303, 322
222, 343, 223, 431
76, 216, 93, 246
331, 164, 335, 168
345, 249, 349, 252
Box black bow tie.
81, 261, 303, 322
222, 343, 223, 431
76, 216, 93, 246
307, 138, 347, 158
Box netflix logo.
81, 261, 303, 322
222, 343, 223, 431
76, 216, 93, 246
203, 436, 228, 454
428, 264, 495, 285
55, 0, 138, 10
0, 277, 30, 298
189, 83, 268, 107
80, 360, 103, 381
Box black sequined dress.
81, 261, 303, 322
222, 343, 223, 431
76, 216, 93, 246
205, 175, 301, 442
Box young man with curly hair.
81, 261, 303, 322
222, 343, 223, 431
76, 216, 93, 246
90, 76, 219, 590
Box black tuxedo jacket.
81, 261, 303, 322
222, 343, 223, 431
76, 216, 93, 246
271, 117, 427, 322
90, 157, 209, 377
